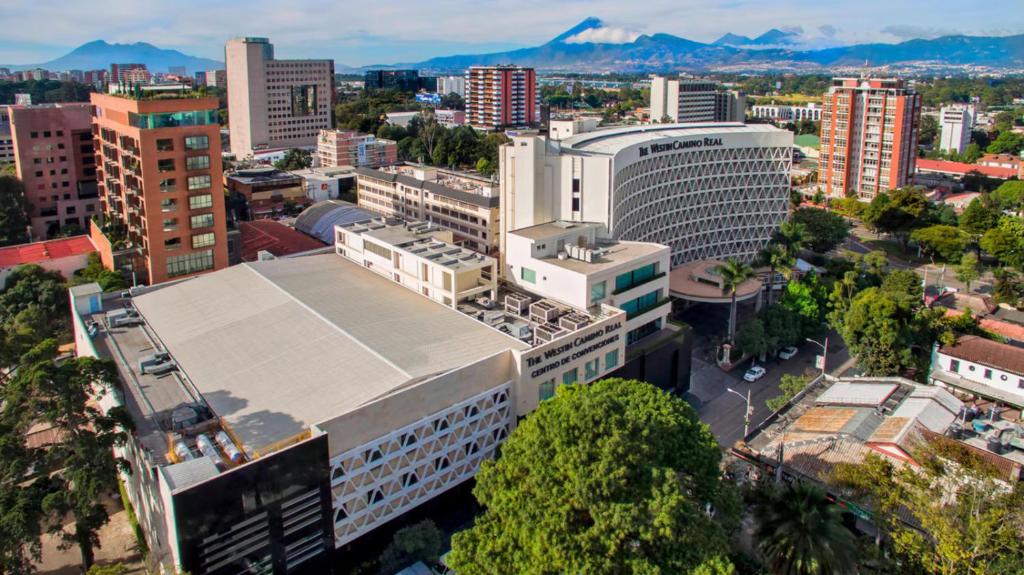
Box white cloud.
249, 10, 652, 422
564, 26, 642, 45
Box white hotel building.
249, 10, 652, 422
500, 122, 793, 268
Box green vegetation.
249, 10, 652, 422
377, 520, 443, 575
910, 225, 968, 263
448, 378, 738, 574
0, 79, 94, 105
719, 259, 756, 343
71, 253, 128, 292
955, 252, 981, 292
117, 479, 148, 559
766, 374, 813, 412
273, 148, 312, 171
0, 176, 31, 247
789, 207, 850, 254
754, 481, 857, 575
831, 439, 1024, 575
0, 264, 70, 367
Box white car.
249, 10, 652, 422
778, 346, 798, 360
743, 365, 767, 382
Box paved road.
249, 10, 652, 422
694, 336, 850, 448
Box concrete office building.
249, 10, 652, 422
465, 66, 538, 130
0, 108, 14, 165
939, 104, 975, 154
224, 167, 307, 219
751, 103, 822, 122
355, 165, 500, 254
225, 37, 335, 159
499, 123, 792, 267
649, 76, 745, 123
818, 77, 921, 200
72, 218, 671, 572
437, 75, 466, 97
316, 129, 397, 168
7, 103, 99, 239
91, 92, 228, 285
110, 63, 146, 84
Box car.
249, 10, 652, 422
743, 365, 767, 382
778, 346, 798, 360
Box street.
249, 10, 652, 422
691, 335, 851, 448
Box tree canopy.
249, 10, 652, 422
0, 264, 70, 367
273, 148, 312, 171
910, 224, 968, 263
0, 176, 31, 247
789, 208, 850, 254
448, 378, 737, 575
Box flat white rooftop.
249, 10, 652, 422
131, 254, 526, 458
559, 122, 789, 156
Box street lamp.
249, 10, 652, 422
726, 387, 753, 438
807, 337, 829, 377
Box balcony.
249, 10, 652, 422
612, 271, 667, 296
626, 297, 672, 321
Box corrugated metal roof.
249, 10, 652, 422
816, 382, 899, 407
293, 200, 376, 244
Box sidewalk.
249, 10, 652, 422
34, 497, 146, 575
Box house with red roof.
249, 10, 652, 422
0, 235, 96, 285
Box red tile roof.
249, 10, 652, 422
939, 335, 1024, 376
0, 235, 96, 268
915, 158, 1017, 179
238, 220, 325, 262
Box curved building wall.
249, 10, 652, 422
609, 139, 791, 266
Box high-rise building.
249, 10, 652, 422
122, 67, 152, 85
110, 63, 147, 84
939, 104, 975, 154
649, 76, 744, 123
0, 107, 14, 166
437, 75, 466, 97
465, 65, 538, 130
316, 129, 397, 168
225, 37, 335, 159
7, 103, 99, 239
818, 77, 921, 200
91, 92, 228, 285
364, 69, 420, 92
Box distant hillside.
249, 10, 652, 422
403, 18, 1024, 72
3, 40, 223, 74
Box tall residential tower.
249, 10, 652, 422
225, 37, 334, 159
818, 77, 920, 200
465, 66, 537, 130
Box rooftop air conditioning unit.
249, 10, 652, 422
559, 312, 590, 331
534, 323, 567, 343
482, 310, 505, 326
530, 300, 561, 324
504, 293, 532, 315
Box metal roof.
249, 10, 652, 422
816, 382, 899, 407
293, 200, 376, 244
131, 254, 526, 457
558, 122, 789, 156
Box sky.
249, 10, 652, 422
0, 0, 1020, 67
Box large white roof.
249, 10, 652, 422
559, 122, 790, 156
131, 254, 526, 457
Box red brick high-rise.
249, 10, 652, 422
91, 91, 228, 285
818, 77, 920, 201
465, 66, 537, 130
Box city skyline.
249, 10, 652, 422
0, 0, 1022, 68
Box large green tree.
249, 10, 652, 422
986, 130, 1024, 155
448, 379, 737, 575
910, 225, 968, 263
0, 416, 46, 575
958, 197, 999, 237
789, 208, 850, 254
754, 481, 858, 575
0, 264, 70, 367
863, 187, 932, 249
0, 176, 31, 247
273, 148, 312, 171
719, 259, 756, 343
980, 216, 1024, 268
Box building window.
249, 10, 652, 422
187, 175, 211, 190
615, 263, 657, 292
157, 158, 175, 172
584, 358, 599, 381
984, 368, 992, 380
185, 135, 209, 150
364, 241, 392, 260
539, 380, 555, 401
949, 359, 960, 373
627, 319, 662, 345
605, 349, 619, 370
619, 290, 662, 320
160, 198, 177, 212
186, 155, 210, 171
164, 237, 182, 249
188, 194, 213, 210
562, 368, 577, 386
521, 267, 536, 284
166, 249, 214, 277
156, 138, 174, 152
163, 218, 178, 231
159, 178, 176, 192
192, 232, 216, 249
590, 281, 606, 304
190, 213, 214, 229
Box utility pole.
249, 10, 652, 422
727, 387, 753, 438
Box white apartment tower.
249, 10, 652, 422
649, 76, 744, 123
437, 75, 466, 98
939, 104, 975, 154
225, 37, 335, 159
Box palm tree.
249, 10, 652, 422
776, 221, 810, 259
759, 244, 795, 306
719, 258, 755, 343
755, 482, 858, 575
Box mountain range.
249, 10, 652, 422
2, 40, 223, 74
401, 18, 1024, 72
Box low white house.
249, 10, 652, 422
930, 335, 1024, 408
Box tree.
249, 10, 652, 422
766, 374, 811, 412
754, 481, 858, 575
985, 130, 1024, 155
911, 225, 968, 263
790, 208, 850, 254
775, 220, 809, 258
758, 244, 793, 306
439, 92, 465, 111
273, 148, 312, 171
866, 187, 932, 250
918, 114, 939, 146
989, 181, 1024, 213
70, 253, 128, 293
959, 198, 999, 237
377, 520, 443, 574
447, 379, 735, 574
719, 259, 756, 343
0, 416, 46, 575
955, 252, 981, 292
4, 341, 130, 570
736, 318, 768, 360
831, 440, 1024, 575
0, 264, 70, 366
980, 217, 1024, 268
779, 275, 827, 336
0, 176, 31, 247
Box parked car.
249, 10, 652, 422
778, 346, 798, 360
743, 365, 767, 382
